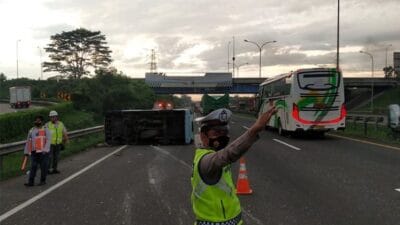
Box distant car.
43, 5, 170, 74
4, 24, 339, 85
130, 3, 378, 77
388, 104, 400, 131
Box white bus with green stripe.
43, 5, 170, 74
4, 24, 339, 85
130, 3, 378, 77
257, 68, 346, 136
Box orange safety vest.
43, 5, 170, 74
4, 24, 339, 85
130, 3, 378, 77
28, 128, 47, 153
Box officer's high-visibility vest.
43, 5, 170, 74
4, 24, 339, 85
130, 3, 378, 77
47, 121, 64, 145
191, 149, 242, 225
28, 128, 47, 153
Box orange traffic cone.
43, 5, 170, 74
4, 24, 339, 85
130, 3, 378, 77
236, 157, 253, 195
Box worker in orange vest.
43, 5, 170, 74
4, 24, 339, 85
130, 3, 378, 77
23, 115, 52, 187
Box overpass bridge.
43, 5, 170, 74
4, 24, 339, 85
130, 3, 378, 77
138, 73, 399, 94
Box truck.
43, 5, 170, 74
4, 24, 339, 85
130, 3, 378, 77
9, 86, 31, 108
388, 104, 400, 132
201, 93, 229, 115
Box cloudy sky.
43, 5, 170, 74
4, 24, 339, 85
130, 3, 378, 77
0, 0, 399, 80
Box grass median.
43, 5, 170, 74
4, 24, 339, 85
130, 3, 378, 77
332, 123, 400, 146
0, 132, 104, 181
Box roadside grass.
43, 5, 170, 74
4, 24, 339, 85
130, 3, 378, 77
0, 133, 104, 181
2, 109, 101, 144
332, 123, 400, 146
351, 87, 400, 115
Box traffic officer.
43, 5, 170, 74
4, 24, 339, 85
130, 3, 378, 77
46, 110, 68, 174
191, 107, 277, 225
24, 115, 51, 186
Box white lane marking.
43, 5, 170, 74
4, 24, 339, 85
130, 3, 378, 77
231, 121, 236, 124
242, 125, 250, 130
328, 133, 400, 151
273, 138, 301, 151
150, 145, 191, 169
0, 145, 128, 223
151, 145, 263, 224
395, 188, 400, 193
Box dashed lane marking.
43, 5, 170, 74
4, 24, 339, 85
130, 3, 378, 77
395, 188, 400, 193
150, 145, 264, 225
273, 138, 301, 151
242, 125, 250, 130
0, 145, 128, 223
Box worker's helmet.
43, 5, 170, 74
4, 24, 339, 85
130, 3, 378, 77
49, 110, 58, 117
195, 108, 232, 132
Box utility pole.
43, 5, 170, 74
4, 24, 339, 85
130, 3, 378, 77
232, 36, 236, 77
16, 40, 21, 79
227, 41, 231, 72
385, 44, 392, 68
149, 49, 157, 73
336, 0, 340, 70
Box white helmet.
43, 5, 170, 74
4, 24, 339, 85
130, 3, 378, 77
195, 108, 232, 127
49, 110, 58, 117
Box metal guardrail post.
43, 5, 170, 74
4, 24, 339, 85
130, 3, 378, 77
364, 121, 368, 136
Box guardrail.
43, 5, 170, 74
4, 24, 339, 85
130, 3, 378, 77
346, 114, 387, 125
0, 125, 104, 171
346, 114, 388, 135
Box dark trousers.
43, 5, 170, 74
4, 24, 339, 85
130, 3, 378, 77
28, 152, 49, 184
49, 144, 61, 171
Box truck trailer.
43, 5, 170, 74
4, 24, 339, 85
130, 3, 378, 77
9, 86, 31, 108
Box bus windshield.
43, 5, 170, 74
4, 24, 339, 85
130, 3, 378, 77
297, 71, 340, 91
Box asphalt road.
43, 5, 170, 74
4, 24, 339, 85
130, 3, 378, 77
1, 115, 399, 225
0, 103, 42, 114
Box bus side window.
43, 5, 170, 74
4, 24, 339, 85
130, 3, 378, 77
263, 85, 271, 98
284, 77, 292, 95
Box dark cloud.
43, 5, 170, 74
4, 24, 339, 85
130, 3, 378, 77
30, 0, 400, 76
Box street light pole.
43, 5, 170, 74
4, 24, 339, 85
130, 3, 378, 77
337, 0, 340, 70
360, 50, 374, 112
244, 39, 276, 78
235, 62, 248, 78
16, 40, 21, 79
38, 46, 43, 80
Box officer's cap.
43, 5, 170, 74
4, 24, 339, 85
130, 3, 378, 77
195, 108, 232, 128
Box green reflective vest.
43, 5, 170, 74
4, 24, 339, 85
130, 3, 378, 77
191, 148, 242, 224
46, 121, 64, 145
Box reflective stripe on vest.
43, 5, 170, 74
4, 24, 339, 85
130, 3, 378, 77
29, 128, 46, 153
191, 149, 242, 224
196, 213, 242, 225
47, 122, 64, 144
